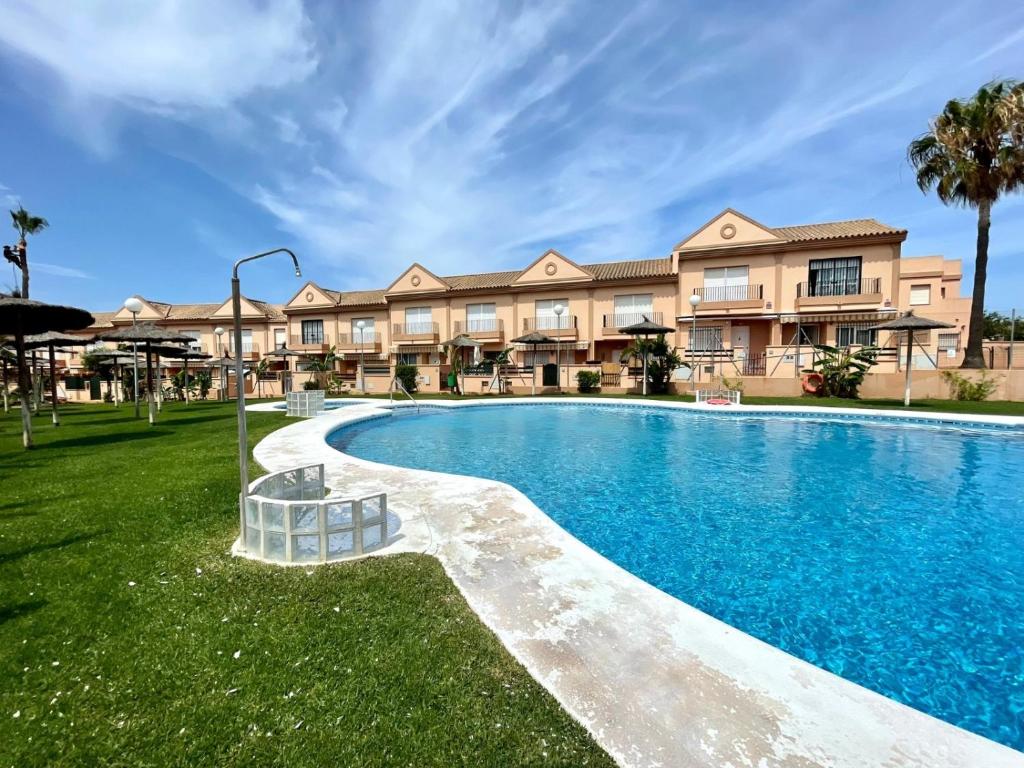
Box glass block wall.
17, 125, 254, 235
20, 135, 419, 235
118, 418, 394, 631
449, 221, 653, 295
286, 390, 325, 418
243, 464, 389, 563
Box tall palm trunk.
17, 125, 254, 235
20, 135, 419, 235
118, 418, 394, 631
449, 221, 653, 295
962, 198, 991, 368
18, 238, 28, 298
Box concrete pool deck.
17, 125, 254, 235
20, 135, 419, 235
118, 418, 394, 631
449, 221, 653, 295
249, 397, 1024, 768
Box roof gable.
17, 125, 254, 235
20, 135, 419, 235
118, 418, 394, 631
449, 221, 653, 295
112, 296, 167, 322
386, 263, 449, 295
285, 282, 339, 309
512, 249, 592, 286
211, 296, 264, 319
675, 209, 784, 251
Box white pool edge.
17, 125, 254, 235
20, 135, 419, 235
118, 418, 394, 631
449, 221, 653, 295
250, 397, 1024, 768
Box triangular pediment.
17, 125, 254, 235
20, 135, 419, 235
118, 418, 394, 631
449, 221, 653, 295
211, 296, 263, 319
112, 296, 166, 322
512, 249, 592, 285
386, 263, 449, 295
285, 282, 337, 309
675, 209, 784, 250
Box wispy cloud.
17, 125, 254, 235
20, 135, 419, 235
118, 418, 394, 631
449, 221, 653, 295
32, 262, 93, 280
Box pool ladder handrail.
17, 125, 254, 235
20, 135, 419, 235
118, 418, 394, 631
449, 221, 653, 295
389, 375, 420, 413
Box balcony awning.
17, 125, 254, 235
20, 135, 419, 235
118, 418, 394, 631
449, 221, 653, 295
389, 344, 440, 354
510, 341, 589, 351
780, 310, 897, 324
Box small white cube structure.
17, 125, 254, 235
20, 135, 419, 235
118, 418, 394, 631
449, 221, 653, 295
287, 390, 325, 418
695, 389, 742, 405
242, 464, 388, 564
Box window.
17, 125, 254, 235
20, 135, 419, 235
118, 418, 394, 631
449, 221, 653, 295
807, 257, 862, 297
404, 307, 432, 333
836, 324, 878, 347
787, 325, 820, 345
397, 352, 419, 366
938, 332, 961, 351
535, 298, 570, 329
466, 303, 497, 332
231, 329, 254, 354
301, 319, 324, 344
702, 266, 750, 301
909, 284, 931, 306
274, 328, 286, 349
351, 317, 375, 340
181, 330, 202, 352
612, 294, 653, 325
691, 326, 723, 351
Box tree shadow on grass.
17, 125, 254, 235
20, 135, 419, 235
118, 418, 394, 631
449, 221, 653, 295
0, 530, 105, 566
40, 429, 172, 451
0, 599, 47, 626
160, 413, 236, 427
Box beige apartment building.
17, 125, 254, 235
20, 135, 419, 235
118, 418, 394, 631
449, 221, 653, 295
62, 208, 973, 399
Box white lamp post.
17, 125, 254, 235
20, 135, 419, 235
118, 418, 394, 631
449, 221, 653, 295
214, 326, 225, 400
688, 293, 701, 388
553, 303, 564, 393
123, 297, 143, 418
232, 249, 301, 554
356, 319, 366, 391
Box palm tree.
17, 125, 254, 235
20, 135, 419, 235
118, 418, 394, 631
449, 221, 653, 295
304, 345, 338, 390
254, 358, 269, 398
8, 206, 49, 299
908, 80, 1024, 368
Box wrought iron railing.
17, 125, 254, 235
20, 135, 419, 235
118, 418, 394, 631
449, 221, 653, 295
453, 319, 504, 335
693, 284, 764, 303
523, 316, 578, 332
797, 277, 881, 298
393, 322, 439, 337
290, 333, 332, 348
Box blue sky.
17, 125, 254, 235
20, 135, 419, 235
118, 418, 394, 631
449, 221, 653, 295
0, 0, 1021, 313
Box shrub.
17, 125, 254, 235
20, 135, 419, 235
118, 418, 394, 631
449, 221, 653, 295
720, 375, 744, 392
395, 363, 418, 393
576, 370, 601, 393
302, 379, 323, 391
803, 345, 878, 399
940, 370, 999, 401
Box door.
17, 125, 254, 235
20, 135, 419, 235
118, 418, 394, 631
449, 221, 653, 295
731, 326, 750, 359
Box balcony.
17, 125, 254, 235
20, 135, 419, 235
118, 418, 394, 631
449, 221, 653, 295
796, 278, 882, 308
453, 319, 504, 341
692, 284, 764, 310
392, 322, 439, 343
602, 312, 665, 334
522, 316, 578, 339
335, 331, 382, 353
290, 334, 333, 353
227, 343, 261, 361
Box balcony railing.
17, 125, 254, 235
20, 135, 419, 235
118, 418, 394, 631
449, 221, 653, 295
227, 343, 261, 359
693, 284, 764, 303
522, 316, 578, 337
290, 334, 333, 350
602, 312, 664, 331
336, 332, 382, 351
453, 319, 504, 337
392, 322, 439, 342
797, 277, 881, 298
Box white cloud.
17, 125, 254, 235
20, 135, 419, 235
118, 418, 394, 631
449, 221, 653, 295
0, 0, 317, 113
32, 262, 93, 280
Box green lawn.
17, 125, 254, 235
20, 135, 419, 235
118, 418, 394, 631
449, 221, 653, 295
358, 389, 1024, 416
0, 402, 614, 767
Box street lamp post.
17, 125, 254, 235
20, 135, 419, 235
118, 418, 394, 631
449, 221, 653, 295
214, 326, 225, 400
688, 293, 701, 389
356, 320, 366, 392
553, 303, 564, 393
123, 297, 143, 418
232, 249, 301, 552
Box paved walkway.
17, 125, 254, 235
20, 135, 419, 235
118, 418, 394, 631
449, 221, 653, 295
251, 398, 1024, 768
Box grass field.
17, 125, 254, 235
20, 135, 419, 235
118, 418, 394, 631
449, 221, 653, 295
0, 401, 613, 767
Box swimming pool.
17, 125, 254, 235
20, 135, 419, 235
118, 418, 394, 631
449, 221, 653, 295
329, 403, 1024, 750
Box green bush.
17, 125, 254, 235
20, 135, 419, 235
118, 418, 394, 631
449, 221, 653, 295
940, 370, 999, 401
576, 370, 601, 393
803, 345, 878, 399
302, 379, 324, 391
395, 363, 418, 393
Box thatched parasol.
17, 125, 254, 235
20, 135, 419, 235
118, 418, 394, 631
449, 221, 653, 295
150, 345, 212, 404
618, 315, 675, 396
93, 322, 194, 424
0, 297, 94, 448
89, 348, 140, 406
441, 334, 484, 395
511, 330, 556, 396
870, 311, 954, 406
24, 331, 91, 426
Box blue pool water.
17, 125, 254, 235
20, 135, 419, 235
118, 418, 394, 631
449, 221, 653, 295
329, 404, 1024, 750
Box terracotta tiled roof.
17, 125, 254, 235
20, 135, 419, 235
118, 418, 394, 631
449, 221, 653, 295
248, 300, 287, 320
87, 312, 116, 329
335, 289, 387, 307
164, 303, 221, 320
443, 271, 522, 292
772, 219, 906, 242
584, 257, 674, 281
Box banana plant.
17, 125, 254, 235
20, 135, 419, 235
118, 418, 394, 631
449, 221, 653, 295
803, 345, 879, 398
